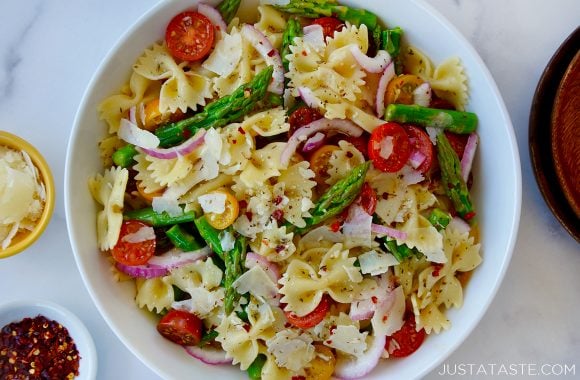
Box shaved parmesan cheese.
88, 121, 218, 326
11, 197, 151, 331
172, 287, 225, 318
118, 118, 160, 148
325, 325, 368, 357
379, 136, 394, 159
121, 225, 155, 243
202, 33, 243, 77
232, 265, 278, 299
358, 250, 398, 276
198, 192, 227, 214
266, 330, 315, 371
219, 230, 235, 252
152, 196, 182, 217
371, 286, 405, 336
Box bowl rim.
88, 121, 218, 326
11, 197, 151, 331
0, 131, 55, 259
65, 0, 521, 378
0, 298, 98, 380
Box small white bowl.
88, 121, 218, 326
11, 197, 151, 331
0, 300, 97, 380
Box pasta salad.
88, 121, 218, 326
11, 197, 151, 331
90, 0, 482, 378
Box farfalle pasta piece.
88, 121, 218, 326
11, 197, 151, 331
132, 153, 166, 195
216, 299, 277, 370
243, 107, 289, 137
325, 23, 369, 55
401, 45, 434, 79
411, 294, 451, 334
88, 166, 128, 250
430, 56, 469, 110
239, 142, 286, 188
133, 43, 213, 113
325, 140, 365, 185
98, 135, 124, 169
253, 221, 296, 262
255, 5, 287, 49
135, 276, 174, 313
219, 123, 254, 175
279, 244, 363, 316
143, 153, 195, 187
98, 71, 153, 133
275, 161, 316, 228
169, 258, 225, 318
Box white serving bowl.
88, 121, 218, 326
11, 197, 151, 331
0, 299, 97, 380
65, 0, 521, 379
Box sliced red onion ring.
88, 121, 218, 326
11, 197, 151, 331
184, 345, 232, 365
147, 246, 212, 269
412, 82, 432, 107
371, 223, 407, 240
197, 3, 228, 34
297, 86, 323, 109
303, 24, 325, 50
350, 45, 391, 73
302, 132, 326, 153
408, 149, 427, 169
375, 61, 395, 117
334, 334, 387, 379
349, 299, 375, 321
241, 24, 284, 95
281, 118, 363, 167
245, 252, 281, 283
140, 129, 206, 159
115, 262, 168, 279
342, 203, 372, 245
118, 118, 160, 149
461, 132, 478, 182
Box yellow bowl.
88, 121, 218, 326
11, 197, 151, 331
0, 131, 55, 259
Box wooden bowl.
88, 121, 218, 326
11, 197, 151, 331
529, 26, 580, 242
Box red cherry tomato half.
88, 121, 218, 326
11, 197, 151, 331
385, 314, 426, 357
444, 131, 469, 159
157, 309, 203, 346
165, 11, 215, 61
111, 220, 156, 266
368, 122, 411, 173
285, 296, 331, 329
358, 182, 377, 215
312, 17, 345, 39
405, 125, 434, 174
288, 106, 323, 137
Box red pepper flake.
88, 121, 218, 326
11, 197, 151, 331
371, 296, 378, 304
329, 325, 337, 335
301, 50, 307, 56
292, 376, 306, 380
238, 127, 246, 135
382, 315, 389, 323
464, 211, 476, 221
1, 315, 80, 379
329, 220, 342, 232
239, 200, 248, 210
267, 49, 276, 57
245, 210, 253, 221
273, 195, 284, 206
242, 323, 251, 332
432, 263, 444, 277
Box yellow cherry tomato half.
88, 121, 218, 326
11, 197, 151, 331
304, 344, 336, 380
204, 189, 240, 230
385, 74, 425, 105
309, 145, 339, 187
142, 99, 163, 131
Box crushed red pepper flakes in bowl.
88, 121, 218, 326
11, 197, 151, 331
0, 300, 96, 380
0, 315, 80, 379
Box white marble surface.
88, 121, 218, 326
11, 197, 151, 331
0, 0, 578, 379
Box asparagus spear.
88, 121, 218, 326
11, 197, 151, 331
298, 161, 370, 233
165, 224, 204, 251
264, 0, 378, 29
383, 238, 417, 262
428, 208, 451, 231
385, 104, 478, 134
436, 132, 475, 219
247, 354, 267, 380
281, 17, 302, 72
194, 216, 226, 261
224, 236, 247, 315
216, 0, 241, 24
155, 65, 274, 147
123, 207, 196, 227
380, 27, 403, 58
112, 145, 138, 168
